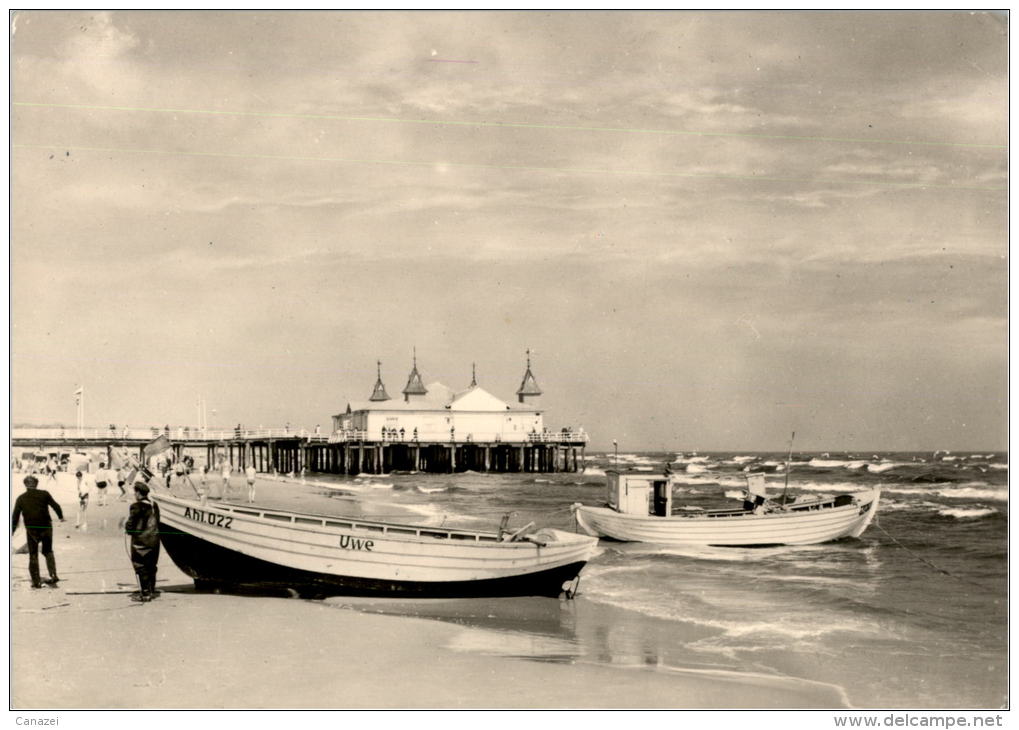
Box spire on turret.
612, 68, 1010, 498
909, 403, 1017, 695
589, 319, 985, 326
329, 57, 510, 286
516, 349, 542, 403
369, 360, 391, 402
470, 362, 477, 388
402, 347, 428, 402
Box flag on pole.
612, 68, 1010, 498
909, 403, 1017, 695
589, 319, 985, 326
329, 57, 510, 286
143, 434, 171, 458
73, 386, 83, 406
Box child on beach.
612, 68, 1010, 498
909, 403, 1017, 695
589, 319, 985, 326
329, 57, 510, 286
245, 464, 257, 503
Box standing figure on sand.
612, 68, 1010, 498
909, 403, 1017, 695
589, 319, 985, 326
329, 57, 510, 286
245, 464, 257, 503
220, 459, 232, 498
11, 475, 64, 589
74, 470, 92, 531
125, 483, 161, 602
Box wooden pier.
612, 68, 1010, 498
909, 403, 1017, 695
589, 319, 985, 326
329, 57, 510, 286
11, 428, 587, 475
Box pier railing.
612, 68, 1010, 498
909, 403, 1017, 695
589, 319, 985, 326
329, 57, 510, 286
11, 427, 330, 443
327, 429, 589, 445
12, 426, 587, 446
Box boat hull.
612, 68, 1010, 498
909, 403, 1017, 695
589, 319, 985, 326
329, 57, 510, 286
575, 489, 880, 547
154, 494, 597, 598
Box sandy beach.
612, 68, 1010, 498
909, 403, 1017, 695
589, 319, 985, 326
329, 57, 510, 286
10, 471, 847, 709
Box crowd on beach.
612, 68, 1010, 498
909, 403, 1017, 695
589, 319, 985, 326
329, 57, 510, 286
10, 447, 260, 603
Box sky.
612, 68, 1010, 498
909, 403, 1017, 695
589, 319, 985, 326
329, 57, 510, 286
9, 10, 1008, 452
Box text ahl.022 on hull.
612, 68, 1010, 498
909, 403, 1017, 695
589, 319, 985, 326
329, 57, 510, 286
572, 471, 880, 547
153, 492, 599, 598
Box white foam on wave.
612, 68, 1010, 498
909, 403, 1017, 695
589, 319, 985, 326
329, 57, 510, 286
732, 456, 757, 464
415, 485, 446, 494
881, 484, 1006, 502
989, 463, 1008, 470
795, 481, 871, 493
583, 466, 606, 477
584, 578, 880, 645
808, 459, 852, 468
866, 463, 900, 473
937, 506, 997, 519
685, 464, 712, 474
941, 487, 1007, 501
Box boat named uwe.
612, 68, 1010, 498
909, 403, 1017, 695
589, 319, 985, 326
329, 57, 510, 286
154, 492, 599, 598
573, 470, 880, 547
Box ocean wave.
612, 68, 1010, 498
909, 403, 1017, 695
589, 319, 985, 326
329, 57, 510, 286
808, 459, 853, 468
941, 487, 1007, 501
584, 582, 881, 646
936, 506, 998, 520
867, 463, 902, 474
794, 481, 872, 493
685, 464, 713, 474
989, 464, 1007, 471
882, 484, 1006, 502
675, 455, 710, 464
732, 456, 757, 464
582, 466, 606, 477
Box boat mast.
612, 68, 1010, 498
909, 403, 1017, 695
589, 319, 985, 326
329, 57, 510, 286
782, 431, 796, 502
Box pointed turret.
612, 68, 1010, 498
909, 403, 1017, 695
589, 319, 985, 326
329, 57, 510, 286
369, 360, 391, 402
402, 348, 428, 402
516, 349, 542, 404
470, 362, 478, 388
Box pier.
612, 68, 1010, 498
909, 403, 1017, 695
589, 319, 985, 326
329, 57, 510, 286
10, 427, 588, 475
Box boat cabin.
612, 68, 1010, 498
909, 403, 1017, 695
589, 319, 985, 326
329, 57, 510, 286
606, 470, 672, 517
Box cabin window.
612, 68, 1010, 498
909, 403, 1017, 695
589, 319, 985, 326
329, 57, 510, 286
295, 517, 323, 526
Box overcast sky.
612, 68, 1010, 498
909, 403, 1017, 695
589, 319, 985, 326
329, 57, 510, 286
10, 11, 1007, 452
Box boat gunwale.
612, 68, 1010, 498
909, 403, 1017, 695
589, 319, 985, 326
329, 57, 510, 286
152, 491, 587, 546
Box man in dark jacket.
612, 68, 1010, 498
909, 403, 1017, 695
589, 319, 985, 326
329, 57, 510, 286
125, 482, 161, 602
11, 475, 65, 588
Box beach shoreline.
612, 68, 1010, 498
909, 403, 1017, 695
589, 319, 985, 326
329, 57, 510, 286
11, 471, 846, 709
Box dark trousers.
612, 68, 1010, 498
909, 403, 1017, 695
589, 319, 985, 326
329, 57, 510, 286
131, 546, 160, 594
25, 527, 57, 586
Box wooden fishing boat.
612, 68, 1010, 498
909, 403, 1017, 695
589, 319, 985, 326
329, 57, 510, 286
572, 471, 880, 547
153, 492, 599, 598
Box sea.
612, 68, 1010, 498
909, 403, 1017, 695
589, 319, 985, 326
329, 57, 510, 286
203, 449, 1009, 708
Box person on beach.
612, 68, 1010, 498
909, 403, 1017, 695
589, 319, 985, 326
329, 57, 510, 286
198, 464, 209, 505
74, 470, 93, 531
11, 475, 64, 589
95, 462, 110, 507
245, 464, 257, 503
116, 467, 128, 501
221, 460, 232, 497
125, 483, 161, 602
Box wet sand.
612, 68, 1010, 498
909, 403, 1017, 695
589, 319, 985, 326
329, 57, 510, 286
11, 472, 847, 709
